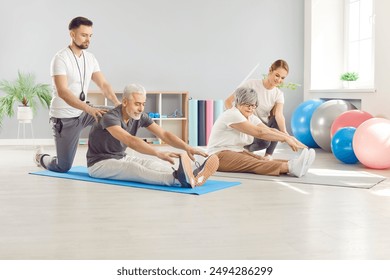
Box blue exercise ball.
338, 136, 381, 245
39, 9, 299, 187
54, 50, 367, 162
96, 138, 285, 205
331, 127, 359, 164
291, 99, 324, 148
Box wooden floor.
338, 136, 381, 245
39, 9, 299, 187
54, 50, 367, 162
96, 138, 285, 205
1, 143, 390, 260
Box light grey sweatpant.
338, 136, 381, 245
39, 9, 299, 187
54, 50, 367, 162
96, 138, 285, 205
43, 112, 95, 173
88, 156, 177, 186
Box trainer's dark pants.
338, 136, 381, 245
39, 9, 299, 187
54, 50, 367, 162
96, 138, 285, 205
45, 112, 96, 173
244, 116, 279, 155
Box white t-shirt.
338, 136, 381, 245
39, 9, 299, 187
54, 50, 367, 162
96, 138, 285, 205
49, 47, 100, 118
239, 79, 284, 123
207, 107, 262, 155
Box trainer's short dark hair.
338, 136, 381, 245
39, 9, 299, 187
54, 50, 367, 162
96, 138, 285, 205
68, 16, 93, 30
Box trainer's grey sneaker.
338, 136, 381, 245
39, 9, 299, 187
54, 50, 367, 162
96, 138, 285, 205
33, 146, 49, 169
175, 153, 196, 188
288, 148, 309, 178
193, 154, 219, 186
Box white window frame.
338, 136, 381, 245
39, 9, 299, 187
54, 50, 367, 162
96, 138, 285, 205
307, 0, 375, 91
344, 0, 375, 88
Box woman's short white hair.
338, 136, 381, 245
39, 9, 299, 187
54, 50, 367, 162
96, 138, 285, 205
123, 83, 146, 100
234, 87, 258, 107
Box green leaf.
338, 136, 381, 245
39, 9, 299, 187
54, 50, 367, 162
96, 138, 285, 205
340, 72, 359, 81
0, 71, 52, 129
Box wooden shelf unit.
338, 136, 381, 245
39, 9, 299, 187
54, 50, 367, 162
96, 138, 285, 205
87, 90, 189, 143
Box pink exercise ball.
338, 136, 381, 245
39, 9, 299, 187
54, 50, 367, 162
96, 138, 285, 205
353, 118, 390, 169
331, 110, 373, 138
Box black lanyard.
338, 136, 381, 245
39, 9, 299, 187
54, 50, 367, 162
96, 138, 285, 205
68, 46, 86, 101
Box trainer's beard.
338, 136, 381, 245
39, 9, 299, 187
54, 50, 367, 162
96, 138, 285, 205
73, 40, 89, 50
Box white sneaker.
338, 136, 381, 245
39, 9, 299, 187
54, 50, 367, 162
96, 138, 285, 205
288, 148, 309, 178
263, 154, 273, 161
302, 148, 316, 176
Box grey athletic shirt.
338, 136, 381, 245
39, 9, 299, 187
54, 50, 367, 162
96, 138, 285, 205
87, 105, 154, 167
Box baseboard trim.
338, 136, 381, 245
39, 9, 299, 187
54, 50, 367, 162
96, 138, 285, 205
0, 138, 89, 146
0, 139, 53, 146
0, 137, 161, 146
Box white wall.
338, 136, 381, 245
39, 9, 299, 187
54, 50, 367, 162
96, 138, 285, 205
0, 0, 304, 140
367, 0, 390, 118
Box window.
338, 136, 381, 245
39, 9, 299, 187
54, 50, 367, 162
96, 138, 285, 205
310, 0, 375, 90
345, 0, 374, 88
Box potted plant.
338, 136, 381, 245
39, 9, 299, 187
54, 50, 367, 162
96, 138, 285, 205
340, 72, 359, 88
0, 71, 51, 128
277, 81, 301, 90
262, 74, 301, 90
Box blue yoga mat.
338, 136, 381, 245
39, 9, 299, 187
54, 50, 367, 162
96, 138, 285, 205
30, 166, 240, 195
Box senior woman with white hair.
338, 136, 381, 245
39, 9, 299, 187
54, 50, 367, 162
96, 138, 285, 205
207, 87, 315, 177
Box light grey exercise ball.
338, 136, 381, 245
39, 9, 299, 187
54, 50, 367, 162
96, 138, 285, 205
310, 99, 356, 152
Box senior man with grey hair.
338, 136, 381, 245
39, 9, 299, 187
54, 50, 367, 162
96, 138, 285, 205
207, 87, 315, 177
86, 83, 218, 188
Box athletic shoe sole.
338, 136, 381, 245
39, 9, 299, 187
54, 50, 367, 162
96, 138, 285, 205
303, 148, 316, 176
194, 154, 219, 186
289, 148, 309, 178
33, 147, 44, 167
